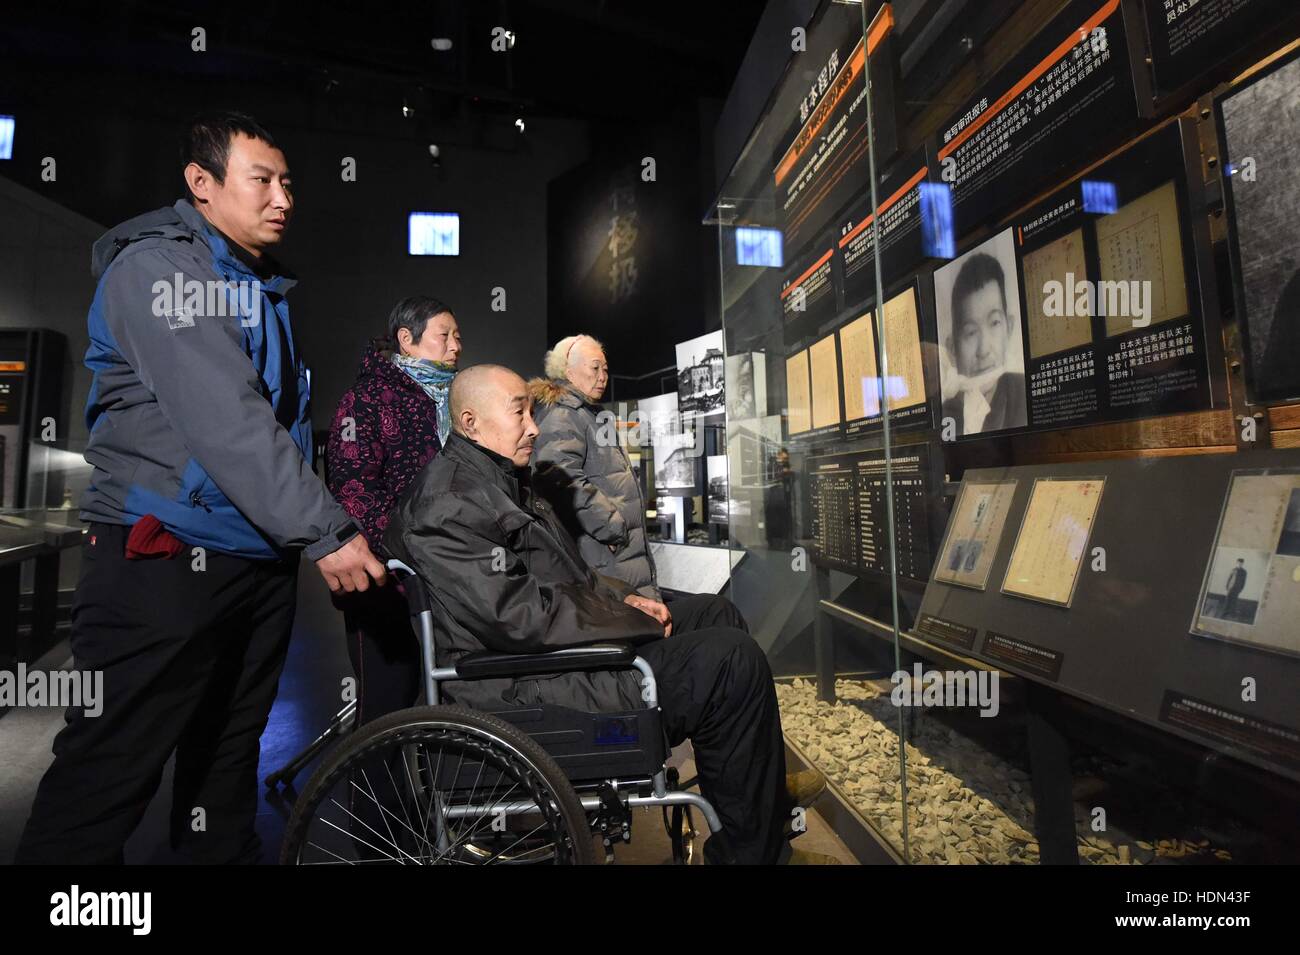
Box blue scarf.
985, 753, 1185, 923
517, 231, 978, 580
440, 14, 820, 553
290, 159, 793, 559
393, 354, 456, 445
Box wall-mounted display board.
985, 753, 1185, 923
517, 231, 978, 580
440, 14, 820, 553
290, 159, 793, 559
934, 0, 1145, 240
772, 3, 901, 265
836, 147, 935, 308
916, 450, 1300, 782
780, 233, 839, 335
804, 441, 941, 583
1214, 46, 1300, 404
936, 119, 1221, 440
1139, 0, 1300, 101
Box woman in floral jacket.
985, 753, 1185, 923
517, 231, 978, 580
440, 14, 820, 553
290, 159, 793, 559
327, 296, 460, 725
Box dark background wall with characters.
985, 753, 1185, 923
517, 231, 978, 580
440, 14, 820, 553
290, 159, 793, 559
0, 1, 762, 430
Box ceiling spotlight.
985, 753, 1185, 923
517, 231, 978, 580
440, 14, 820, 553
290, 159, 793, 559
428, 143, 441, 167
514, 117, 525, 133
402, 99, 414, 119
430, 37, 454, 51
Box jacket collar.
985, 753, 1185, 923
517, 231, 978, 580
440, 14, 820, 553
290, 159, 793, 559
442, 432, 527, 503
555, 380, 600, 411
172, 199, 298, 295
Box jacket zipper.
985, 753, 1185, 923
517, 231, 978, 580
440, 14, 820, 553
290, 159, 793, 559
190, 491, 212, 512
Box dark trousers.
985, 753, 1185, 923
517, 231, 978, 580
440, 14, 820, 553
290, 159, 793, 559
14, 522, 298, 864
640, 593, 793, 865
337, 583, 421, 726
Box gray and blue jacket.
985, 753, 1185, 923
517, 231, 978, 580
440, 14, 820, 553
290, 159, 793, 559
79, 198, 355, 560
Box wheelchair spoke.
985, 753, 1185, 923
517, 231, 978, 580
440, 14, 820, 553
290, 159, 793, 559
317, 808, 411, 864
478, 819, 554, 865
347, 770, 435, 859
432, 779, 525, 862
285, 710, 595, 865
418, 740, 452, 850
385, 755, 437, 856
358, 766, 408, 858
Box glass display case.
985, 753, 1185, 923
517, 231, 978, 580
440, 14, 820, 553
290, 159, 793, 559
711, 0, 1300, 864
0, 440, 91, 671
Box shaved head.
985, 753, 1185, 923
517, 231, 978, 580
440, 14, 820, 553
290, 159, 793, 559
450, 364, 517, 430
450, 364, 539, 466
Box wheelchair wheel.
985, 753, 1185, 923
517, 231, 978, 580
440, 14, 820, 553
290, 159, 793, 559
280, 705, 596, 865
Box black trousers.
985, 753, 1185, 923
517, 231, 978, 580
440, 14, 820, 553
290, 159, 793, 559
14, 523, 299, 865
641, 593, 793, 865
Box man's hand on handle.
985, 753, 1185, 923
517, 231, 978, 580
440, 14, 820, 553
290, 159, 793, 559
315, 534, 387, 593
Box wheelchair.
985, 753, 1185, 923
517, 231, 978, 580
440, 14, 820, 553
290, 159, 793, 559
277, 559, 722, 865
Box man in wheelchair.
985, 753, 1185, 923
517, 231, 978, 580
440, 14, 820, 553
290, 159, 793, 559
383, 364, 828, 864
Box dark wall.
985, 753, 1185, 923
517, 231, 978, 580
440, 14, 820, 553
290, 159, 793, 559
0, 70, 588, 427
546, 108, 721, 399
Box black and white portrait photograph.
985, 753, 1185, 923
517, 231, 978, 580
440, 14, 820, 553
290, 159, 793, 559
934, 227, 1028, 437
1198, 547, 1268, 627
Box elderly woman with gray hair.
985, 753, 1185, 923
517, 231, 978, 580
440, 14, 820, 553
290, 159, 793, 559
529, 334, 660, 599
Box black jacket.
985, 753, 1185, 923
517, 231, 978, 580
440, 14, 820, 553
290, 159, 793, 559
940, 372, 1028, 435
383, 432, 663, 711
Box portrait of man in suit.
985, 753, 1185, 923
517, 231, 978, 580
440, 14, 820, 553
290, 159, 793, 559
1223, 558, 1248, 617
936, 229, 1029, 437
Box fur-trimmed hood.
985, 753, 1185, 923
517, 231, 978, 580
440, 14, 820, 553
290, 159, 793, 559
528, 377, 591, 410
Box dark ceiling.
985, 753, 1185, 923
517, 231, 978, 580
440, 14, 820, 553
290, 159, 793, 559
2, 0, 768, 126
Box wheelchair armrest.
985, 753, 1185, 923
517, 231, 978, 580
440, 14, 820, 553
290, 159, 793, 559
456, 643, 638, 680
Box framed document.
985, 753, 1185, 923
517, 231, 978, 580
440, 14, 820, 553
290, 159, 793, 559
1002, 477, 1105, 607
785, 349, 812, 435
1191, 469, 1300, 658
934, 480, 1018, 590
839, 311, 880, 421
1022, 227, 1093, 359
809, 333, 842, 430
880, 286, 927, 412
1095, 180, 1190, 338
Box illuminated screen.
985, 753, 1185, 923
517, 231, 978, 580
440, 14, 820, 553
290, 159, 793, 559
1082, 179, 1119, 215
0, 117, 14, 160
408, 212, 460, 256
735, 227, 783, 267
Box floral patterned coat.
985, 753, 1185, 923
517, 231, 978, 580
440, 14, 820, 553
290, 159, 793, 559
326, 340, 442, 553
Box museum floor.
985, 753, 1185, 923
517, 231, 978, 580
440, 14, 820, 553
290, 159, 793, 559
0, 568, 855, 866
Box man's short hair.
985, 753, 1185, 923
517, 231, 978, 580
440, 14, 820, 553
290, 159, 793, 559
950, 251, 1008, 327
388, 295, 455, 349
181, 110, 280, 199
